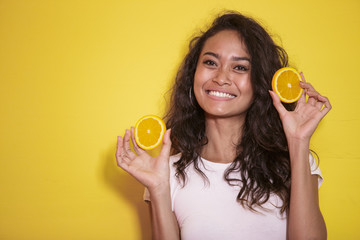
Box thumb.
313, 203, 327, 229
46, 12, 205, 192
159, 129, 172, 158
269, 90, 287, 117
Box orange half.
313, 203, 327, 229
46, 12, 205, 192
134, 115, 166, 150
272, 67, 303, 103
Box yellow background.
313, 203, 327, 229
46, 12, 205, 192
1, 0, 359, 239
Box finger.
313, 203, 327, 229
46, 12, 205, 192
159, 129, 172, 159
269, 90, 287, 117
130, 126, 146, 155
302, 83, 321, 102
301, 81, 321, 106
298, 72, 306, 104
115, 136, 131, 168
307, 89, 322, 107
307, 97, 317, 106
123, 129, 137, 159
117, 157, 131, 172
115, 136, 123, 164
315, 100, 324, 110
318, 95, 332, 116
116, 136, 128, 162
300, 72, 306, 83
306, 88, 320, 98
300, 81, 316, 93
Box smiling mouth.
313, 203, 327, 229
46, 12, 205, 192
206, 90, 236, 99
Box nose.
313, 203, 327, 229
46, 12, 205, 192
212, 67, 231, 86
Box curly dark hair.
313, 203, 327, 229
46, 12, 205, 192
165, 11, 296, 213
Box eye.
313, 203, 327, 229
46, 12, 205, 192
234, 65, 249, 71
203, 60, 217, 67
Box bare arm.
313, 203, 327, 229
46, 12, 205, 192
148, 190, 180, 240
287, 140, 326, 240
116, 128, 179, 240
270, 72, 331, 240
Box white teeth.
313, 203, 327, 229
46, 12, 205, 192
208, 91, 235, 98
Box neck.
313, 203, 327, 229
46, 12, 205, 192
201, 115, 245, 163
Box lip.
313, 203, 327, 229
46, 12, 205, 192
205, 89, 237, 100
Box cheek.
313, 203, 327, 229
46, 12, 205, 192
193, 78, 203, 102
194, 66, 205, 83
237, 77, 253, 92
193, 67, 206, 93
246, 82, 254, 96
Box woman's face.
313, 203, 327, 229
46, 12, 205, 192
194, 30, 253, 119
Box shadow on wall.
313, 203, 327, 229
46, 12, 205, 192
102, 142, 152, 240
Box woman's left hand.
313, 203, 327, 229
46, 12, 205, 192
269, 72, 332, 142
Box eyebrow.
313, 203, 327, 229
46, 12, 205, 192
203, 52, 251, 62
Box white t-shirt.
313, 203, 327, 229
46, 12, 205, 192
144, 153, 322, 240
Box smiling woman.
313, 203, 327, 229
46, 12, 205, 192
116, 11, 330, 240
194, 30, 253, 119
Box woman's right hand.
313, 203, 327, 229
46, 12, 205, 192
116, 127, 172, 193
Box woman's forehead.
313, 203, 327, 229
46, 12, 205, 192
200, 30, 250, 58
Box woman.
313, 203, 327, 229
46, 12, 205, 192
116, 12, 330, 240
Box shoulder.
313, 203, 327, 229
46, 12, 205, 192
169, 153, 181, 172
309, 152, 323, 188
170, 153, 182, 164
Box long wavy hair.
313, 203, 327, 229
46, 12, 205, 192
165, 11, 295, 213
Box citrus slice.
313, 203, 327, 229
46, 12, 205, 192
134, 115, 166, 150
272, 67, 303, 103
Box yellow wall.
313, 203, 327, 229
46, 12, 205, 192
1, 0, 359, 239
